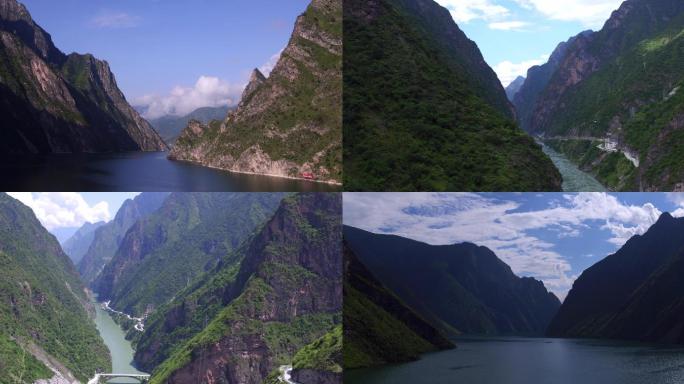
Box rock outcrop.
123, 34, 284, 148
0, 0, 167, 154
170, 0, 341, 184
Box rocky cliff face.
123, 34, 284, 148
140, 193, 342, 384
344, 226, 561, 335
0, 0, 167, 154
517, 0, 684, 190
513, 31, 590, 131
0, 193, 110, 383
343, 0, 562, 191
78, 192, 168, 284
547, 212, 684, 343
170, 0, 341, 184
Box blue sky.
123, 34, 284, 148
344, 193, 684, 300
7, 192, 140, 241
433, 0, 625, 86
21, 0, 309, 118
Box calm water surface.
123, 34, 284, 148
540, 143, 607, 192
346, 337, 684, 384
93, 302, 147, 383
0, 152, 340, 191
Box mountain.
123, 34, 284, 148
148, 106, 232, 145
78, 192, 169, 284
344, 226, 561, 335
0, 0, 167, 154
290, 325, 342, 384
505, 76, 526, 101
0, 193, 109, 383
547, 212, 684, 343
343, 0, 562, 191
515, 0, 684, 191
93, 193, 286, 316
344, 241, 454, 369
169, 0, 342, 184
513, 32, 590, 133
134, 193, 342, 384
61, 220, 105, 264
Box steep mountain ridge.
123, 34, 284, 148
0, 0, 167, 154
135, 193, 342, 384
343, 0, 561, 191
93, 193, 285, 316
78, 192, 169, 284
344, 226, 561, 335
0, 193, 109, 383
505, 76, 525, 101
61, 220, 105, 264
547, 212, 684, 343
517, 0, 684, 190
170, 0, 342, 184
343, 241, 454, 369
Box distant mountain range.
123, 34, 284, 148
61, 220, 105, 264
77, 192, 169, 284
170, 0, 342, 184
0, 0, 167, 154
514, 0, 684, 191
548, 212, 684, 343
343, 0, 562, 191
505, 76, 525, 101
146, 106, 232, 145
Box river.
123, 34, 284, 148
345, 337, 684, 384
93, 301, 148, 383
0, 152, 340, 191
540, 144, 607, 192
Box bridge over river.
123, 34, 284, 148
87, 373, 150, 384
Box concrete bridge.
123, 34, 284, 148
87, 373, 151, 384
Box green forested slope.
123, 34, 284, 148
343, 0, 561, 191
94, 193, 286, 316
0, 194, 109, 383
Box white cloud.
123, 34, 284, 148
435, 0, 510, 23
7, 193, 110, 231
344, 193, 662, 299
90, 11, 141, 29
494, 54, 549, 86
488, 21, 530, 30
134, 76, 243, 119
513, 0, 623, 29
259, 50, 283, 77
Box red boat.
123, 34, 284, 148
302, 172, 315, 180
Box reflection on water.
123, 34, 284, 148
0, 152, 340, 192
345, 337, 684, 384
540, 144, 607, 192
93, 301, 147, 384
